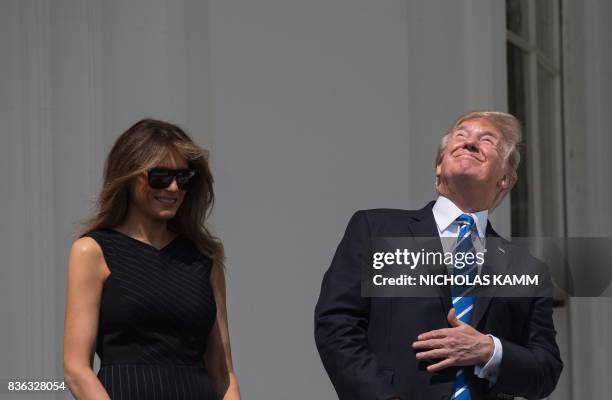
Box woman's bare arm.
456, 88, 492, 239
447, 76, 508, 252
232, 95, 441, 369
63, 237, 111, 399
205, 263, 241, 399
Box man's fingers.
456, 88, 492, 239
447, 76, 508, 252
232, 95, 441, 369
415, 348, 448, 361
427, 357, 457, 372
416, 328, 450, 341
412, 338, 444, 350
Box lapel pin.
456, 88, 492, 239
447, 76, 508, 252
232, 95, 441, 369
498, 247, 505, 254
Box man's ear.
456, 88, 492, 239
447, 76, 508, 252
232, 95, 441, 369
499, 174, 510, 189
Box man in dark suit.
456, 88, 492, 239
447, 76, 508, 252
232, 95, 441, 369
314, 111, 562, 400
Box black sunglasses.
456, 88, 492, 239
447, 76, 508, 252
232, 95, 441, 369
147, 168, 197, 190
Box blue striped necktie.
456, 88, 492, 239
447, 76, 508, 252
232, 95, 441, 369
450, 214, 477, 400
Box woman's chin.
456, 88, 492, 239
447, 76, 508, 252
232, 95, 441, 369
152, 209, 178, 220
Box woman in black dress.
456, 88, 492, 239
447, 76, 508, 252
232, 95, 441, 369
63, 119, 240, 399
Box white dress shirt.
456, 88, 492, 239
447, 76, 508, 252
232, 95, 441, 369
432, 196, 502, 383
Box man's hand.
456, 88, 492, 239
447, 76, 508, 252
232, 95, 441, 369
412, 308, 494, 373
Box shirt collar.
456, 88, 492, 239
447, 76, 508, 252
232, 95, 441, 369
432, 195, 489, 238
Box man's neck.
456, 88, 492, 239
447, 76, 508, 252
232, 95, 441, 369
438, 184, 492, 213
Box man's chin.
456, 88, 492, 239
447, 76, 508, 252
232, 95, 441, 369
454, 157, 484, 169
449, 169, 482, 182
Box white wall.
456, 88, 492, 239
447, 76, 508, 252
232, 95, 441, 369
209, 1, 411, 396
209, 1, 508, 398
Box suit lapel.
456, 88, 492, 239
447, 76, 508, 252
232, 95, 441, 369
405, 203, 511, 326
470, 224, 510, 328
406, 203, 452, 316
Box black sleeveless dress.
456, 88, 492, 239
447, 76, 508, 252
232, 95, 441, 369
84, 229, 218, 400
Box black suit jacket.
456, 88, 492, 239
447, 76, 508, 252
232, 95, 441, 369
314, 203, 563, 400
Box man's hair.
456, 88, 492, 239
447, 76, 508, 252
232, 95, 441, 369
434, 111, 523, 209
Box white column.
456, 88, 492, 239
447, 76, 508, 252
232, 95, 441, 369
0, 0, 57, 381
209, 1, 412, 397
0, 1, 212, 396
563, 0, 612, 397
208, 1, 508, 397
404, 0, 511, 235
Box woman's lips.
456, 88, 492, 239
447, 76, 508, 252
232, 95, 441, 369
154, 196, 177, 205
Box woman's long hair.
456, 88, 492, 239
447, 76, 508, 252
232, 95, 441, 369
78, 119, 224, 266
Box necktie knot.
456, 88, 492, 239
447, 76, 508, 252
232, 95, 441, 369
455, 214, 475, 229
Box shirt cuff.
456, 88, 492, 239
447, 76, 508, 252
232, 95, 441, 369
474, 334, 502, 383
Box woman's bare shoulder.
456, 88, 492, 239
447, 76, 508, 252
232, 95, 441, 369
68, 236, 108, 280
71, 236, 103, 258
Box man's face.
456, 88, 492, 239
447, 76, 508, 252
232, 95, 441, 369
436, 118, 509, 196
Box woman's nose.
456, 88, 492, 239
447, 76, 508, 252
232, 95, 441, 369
166, 178, 180, 192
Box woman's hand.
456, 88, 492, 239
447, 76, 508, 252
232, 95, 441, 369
205, 262, 241, 399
